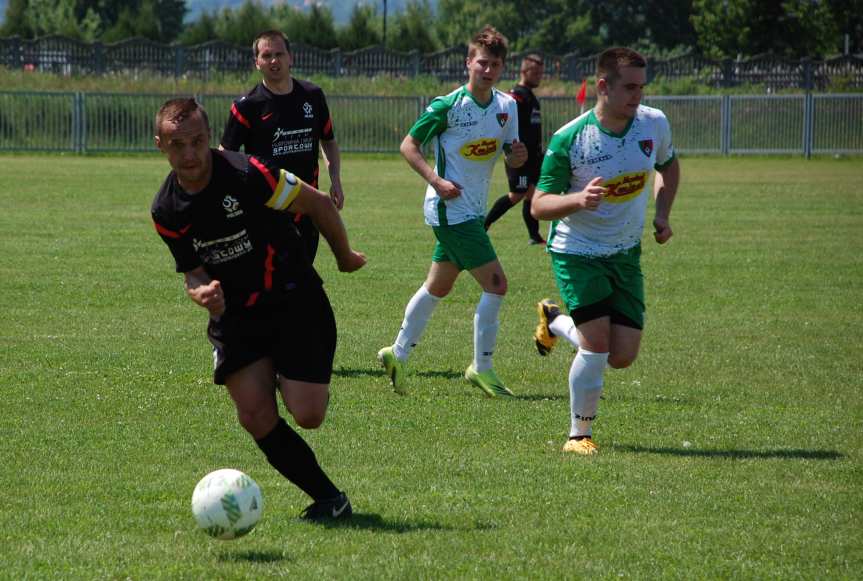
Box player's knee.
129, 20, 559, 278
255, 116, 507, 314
608, 353, 637, 369
426, 282, 452, 298
293, 409, 326, 429
237, 407, 278, 438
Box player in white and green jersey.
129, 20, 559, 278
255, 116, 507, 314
531, 48, 681, 455
413, 83, 519, 227
377, 26, 528, 398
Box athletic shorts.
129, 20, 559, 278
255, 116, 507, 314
550, 245, 645, 329
207, 284, 336, 385
505, 160, 541, 194
431, 217, 497, 271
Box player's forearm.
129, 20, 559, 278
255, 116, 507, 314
654, 158, 680, 221
400, 135, 437, 186
531, 190, 581, 220
297, 187, 353, 260
321, 140, 342, 184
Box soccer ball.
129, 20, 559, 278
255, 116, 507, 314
191, 469, 263, 540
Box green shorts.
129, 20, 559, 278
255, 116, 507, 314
431, 217, 497, 271
550, 245, 645, 329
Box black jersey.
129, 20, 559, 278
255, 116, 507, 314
508, 84, 543, 164
151, 149, 320, 313
220, 79, 334, 187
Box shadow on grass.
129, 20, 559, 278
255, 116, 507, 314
333, 366, 463, 381
514, 394, 569, 402
304, 512, 467, 533
218, 549, 292, 564
616, 444, 844, 460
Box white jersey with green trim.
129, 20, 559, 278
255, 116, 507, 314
409, 86, 519, 226
537, 105, 675, 257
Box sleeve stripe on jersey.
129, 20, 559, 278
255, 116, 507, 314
250, 155, 277, 189
323, 117, 333, 136
265, 169, 303, 211
153, 220, 191, 239
230, 103, 251, 129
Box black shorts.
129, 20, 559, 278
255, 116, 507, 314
569, 296, 643, 330
505, 160, 541, 194
207, 284, 336, 385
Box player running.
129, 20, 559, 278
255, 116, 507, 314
531, 47, 681, 454
377, 26, 528, 397
151, 98, 365, 519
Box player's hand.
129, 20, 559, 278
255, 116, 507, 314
432, 177, 463, 200
329, 183, 345, 210
506, 140, 528, 168
576, 176, 606, 211
188, 279, 225, 317
653, 217, 673, 244
337, 250, 367, 273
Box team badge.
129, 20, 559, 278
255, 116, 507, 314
639, 139, 654, 157
496, 113, 508, 127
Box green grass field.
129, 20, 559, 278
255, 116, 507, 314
0, 154, 861, 579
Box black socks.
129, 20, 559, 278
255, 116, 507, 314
255, 417, 340, 500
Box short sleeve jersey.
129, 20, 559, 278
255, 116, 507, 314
220, 79, 334, 187
409, 86, 519, 226
537, 105, 675, 257
508, 84, 542, 164
150, 149, 318, 313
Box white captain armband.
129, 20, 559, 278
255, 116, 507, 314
265, 170, 303, 211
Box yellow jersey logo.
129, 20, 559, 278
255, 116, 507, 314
603, 171, 648, 204
460, 138, 499, 161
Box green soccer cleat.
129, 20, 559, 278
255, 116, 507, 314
534, 299, 560, 356
377, 346, 408, 394
464, 364, 514, 397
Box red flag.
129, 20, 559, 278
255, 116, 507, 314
576, 78, 587, 113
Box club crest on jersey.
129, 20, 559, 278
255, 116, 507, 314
460, 138, 499, 161
223, 195, 243, 218
639, 139, 654, 157
303, 102, 313, 119
496, 112, 509, 127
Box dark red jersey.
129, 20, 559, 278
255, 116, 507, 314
151, 149, 320, 313
220, 79, 334, 187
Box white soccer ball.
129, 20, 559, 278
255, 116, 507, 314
191, 469, 263, 540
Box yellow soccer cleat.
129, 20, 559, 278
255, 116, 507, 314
464, 364, 514, 397
534, 299, 560, 356
563, 437, 599, 455
377, 346, 408, 394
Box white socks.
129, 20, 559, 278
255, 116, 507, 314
473, 292, 503, 372
392, 287, 503, 372
568, 349, 609, 437
393, 285, 440, 360
549, 314, 580, 348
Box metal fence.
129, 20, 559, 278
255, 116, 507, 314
2, 36, 863, 89
0, 91, 861, 157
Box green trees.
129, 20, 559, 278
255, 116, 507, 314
1, 0, 858, 57
1, 0, 185, 43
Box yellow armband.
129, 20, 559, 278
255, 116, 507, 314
265, 170, 303, 211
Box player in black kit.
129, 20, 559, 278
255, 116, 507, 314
221, 29, 344, 263
151, 98, 366, 521
484, 54, 546, 245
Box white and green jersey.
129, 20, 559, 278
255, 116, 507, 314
538, 105, 675, 257
409, 86, 519, 226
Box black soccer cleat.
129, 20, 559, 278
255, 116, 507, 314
300, 491, 353, 522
